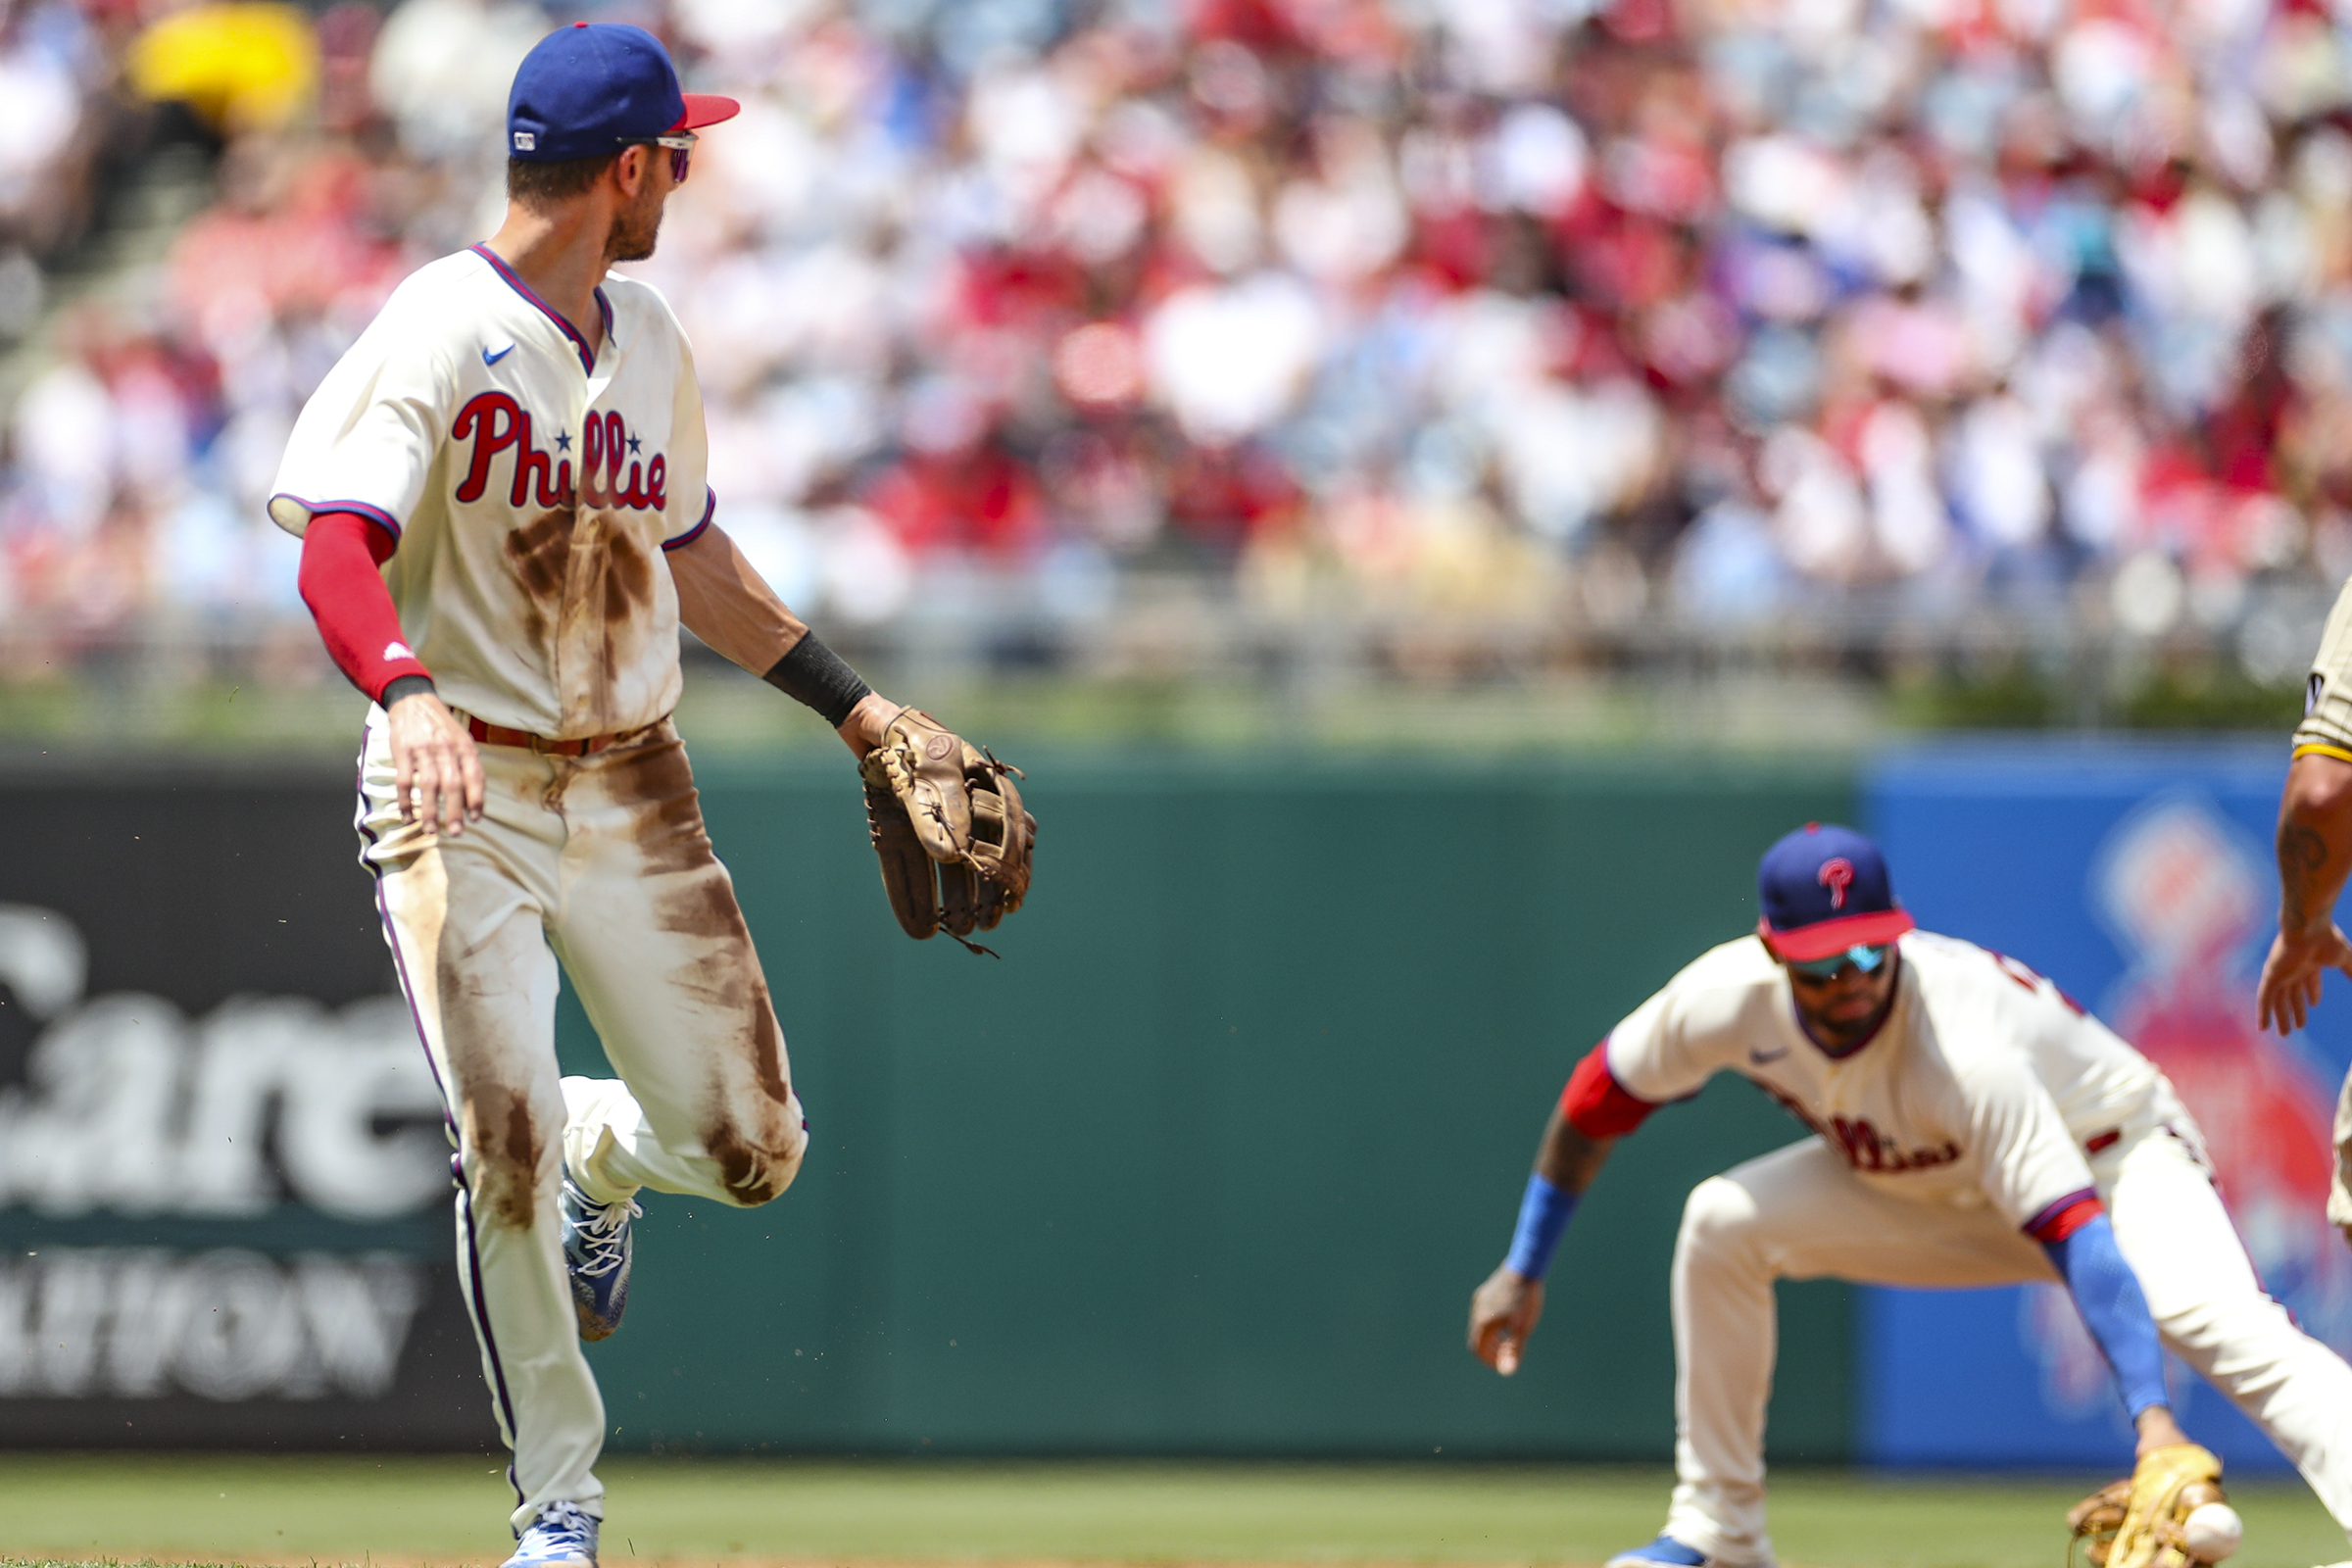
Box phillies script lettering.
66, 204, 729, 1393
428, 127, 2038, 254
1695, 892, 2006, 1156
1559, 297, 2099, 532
452, 394, 666, 512
1829, 1116, 1960, 1172
1761, 1084, 1962, 1173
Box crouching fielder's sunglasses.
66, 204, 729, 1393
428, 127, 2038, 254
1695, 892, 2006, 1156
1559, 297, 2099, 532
1785, 942, 1893, 982
652, 131, 696, 182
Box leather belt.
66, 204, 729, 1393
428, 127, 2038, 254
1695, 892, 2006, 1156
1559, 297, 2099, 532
461, 714, 638, 758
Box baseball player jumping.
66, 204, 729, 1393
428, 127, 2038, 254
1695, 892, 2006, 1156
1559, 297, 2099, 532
268, 24, 1010, 1567
2255, 597, 2352, 1250
1469, 824, 2352, 1568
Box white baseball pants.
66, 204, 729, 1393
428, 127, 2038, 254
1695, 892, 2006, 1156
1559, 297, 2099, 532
357, 710, 808, 1534
1663, 1124, 2352, 1566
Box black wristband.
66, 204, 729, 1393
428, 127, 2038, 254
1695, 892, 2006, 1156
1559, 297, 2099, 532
762, 633, 872, 729
381, 674, 436, 707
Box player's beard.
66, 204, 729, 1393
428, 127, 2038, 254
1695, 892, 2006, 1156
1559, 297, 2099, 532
606, 187, 665, 265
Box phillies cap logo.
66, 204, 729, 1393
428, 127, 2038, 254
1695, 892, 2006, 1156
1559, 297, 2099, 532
1818, 858, 1855, 909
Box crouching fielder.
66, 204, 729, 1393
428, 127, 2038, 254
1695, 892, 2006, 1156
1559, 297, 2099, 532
1468, 824, 2352, 1568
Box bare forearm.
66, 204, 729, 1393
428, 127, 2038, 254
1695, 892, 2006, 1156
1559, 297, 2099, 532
668, 523, 809, 675
2278, 754, 2352, 935
2280, 823, 2346, 936
1534, 1104, 1616, 1195
669, 522, 891, 752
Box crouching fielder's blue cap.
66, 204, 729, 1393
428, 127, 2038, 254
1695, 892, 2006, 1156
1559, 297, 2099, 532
1755, 822, 1915, 961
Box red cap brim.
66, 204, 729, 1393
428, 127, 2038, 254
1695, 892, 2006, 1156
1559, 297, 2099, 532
676, 93, 740, 130
1758, 909, 1915, 962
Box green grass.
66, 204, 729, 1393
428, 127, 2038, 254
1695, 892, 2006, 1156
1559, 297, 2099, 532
0, 1457, 2344, 1568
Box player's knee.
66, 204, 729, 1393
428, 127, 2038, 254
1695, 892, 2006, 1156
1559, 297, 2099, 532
704, 1110, 808, 1208
1677, 1174, 1763, 1260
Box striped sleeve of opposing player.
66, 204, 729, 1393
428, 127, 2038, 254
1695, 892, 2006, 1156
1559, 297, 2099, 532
266, 269, 457, 540
2293, 573, 2352, 762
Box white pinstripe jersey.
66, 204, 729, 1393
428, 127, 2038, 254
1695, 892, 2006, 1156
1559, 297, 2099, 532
270, 245, 713, 740
1604, 932, 2176, 1230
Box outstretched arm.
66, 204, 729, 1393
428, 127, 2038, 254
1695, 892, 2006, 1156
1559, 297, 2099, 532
2258, 752, 2352, 1033
666, 522, 895, 756
2035, 1200, 2188, 1456
1467, 1104, 1616, 1375
1469, 1044, 1655, 1376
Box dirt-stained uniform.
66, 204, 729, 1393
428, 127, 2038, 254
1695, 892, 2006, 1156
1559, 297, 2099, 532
269, 243, 805, 1532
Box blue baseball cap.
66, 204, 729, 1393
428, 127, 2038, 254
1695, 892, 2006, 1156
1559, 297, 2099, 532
507, 23, 738, 164
1755, 822, 1915, 961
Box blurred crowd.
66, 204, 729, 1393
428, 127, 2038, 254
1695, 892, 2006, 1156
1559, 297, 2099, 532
12, 0, 2352, 680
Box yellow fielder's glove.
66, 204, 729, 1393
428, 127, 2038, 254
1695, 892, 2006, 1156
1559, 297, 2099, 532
2069, 1445, 2229, 1568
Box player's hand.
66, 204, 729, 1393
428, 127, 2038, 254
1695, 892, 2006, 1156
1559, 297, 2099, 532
2132, 1403, 2190, 1459
1468, 1263, 1544, 1376
2255, 923, 2352, 1034
386, 689, 485, 838
836, 691, 898, 759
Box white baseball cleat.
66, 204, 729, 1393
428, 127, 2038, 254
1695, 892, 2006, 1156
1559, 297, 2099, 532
502, 1499, 599, 1568
1604, 1537, 1770, 1568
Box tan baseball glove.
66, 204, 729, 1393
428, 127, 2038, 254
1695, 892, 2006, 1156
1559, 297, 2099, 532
859, 709, 1035, 956
2068, 1445, 2229, 1568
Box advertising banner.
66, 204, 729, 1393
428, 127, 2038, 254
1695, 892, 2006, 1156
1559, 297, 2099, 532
0, 765, 494, 1447
1863, 743, 2352, 1472
0, 756, 1857, 1458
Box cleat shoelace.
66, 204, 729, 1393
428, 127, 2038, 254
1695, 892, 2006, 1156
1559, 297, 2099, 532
517, 1499, 597, 1559
569, 1195, 641, 1279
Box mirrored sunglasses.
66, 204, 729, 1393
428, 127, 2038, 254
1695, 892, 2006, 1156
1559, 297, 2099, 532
1786, 942, 1893, 981
653, 131, 696, 183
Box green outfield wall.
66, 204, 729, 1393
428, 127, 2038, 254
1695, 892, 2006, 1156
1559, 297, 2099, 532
553, 755, 1859, 1460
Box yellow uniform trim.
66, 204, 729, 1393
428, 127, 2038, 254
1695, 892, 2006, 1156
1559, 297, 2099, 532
2291, 744, 2352, 764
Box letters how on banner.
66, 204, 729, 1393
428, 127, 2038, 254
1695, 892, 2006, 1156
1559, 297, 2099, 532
0, 902, 468, 1429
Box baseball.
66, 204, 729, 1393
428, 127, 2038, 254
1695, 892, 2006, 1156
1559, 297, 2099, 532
2181, 1502, 2243, 1562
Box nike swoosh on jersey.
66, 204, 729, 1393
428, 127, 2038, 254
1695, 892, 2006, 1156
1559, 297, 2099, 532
1747, 1047, 1790, 1065
482, 343, 515, 366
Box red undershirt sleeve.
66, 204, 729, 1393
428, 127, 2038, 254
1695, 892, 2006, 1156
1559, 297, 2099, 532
1561, 1041, 1661, 1138
2024, 1191, 2103, 1244
296, 510, 433, 705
